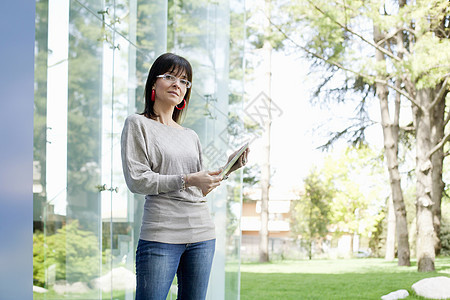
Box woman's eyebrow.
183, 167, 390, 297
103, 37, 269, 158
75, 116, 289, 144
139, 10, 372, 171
175, 71, 188, 79
168, 69, 187, 78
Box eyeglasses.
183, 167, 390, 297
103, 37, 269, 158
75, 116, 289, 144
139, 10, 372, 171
156, 74, 192, 88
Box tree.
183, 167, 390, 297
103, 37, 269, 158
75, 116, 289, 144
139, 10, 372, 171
33, 220, 104, 286
256, 0, 273, 263
385, 196, 396, 260
373, 23, 410, 266
245, 0, 287, 263
291, 168, 333, 259
274, 0, 449, 271
323, 146, 387, 256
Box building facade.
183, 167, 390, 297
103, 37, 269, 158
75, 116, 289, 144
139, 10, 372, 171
241, 188, 293, 261
32, 0, 245, 299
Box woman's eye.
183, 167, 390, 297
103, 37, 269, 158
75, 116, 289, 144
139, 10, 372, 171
180, 79, 188, 85
165, 74, 176, 81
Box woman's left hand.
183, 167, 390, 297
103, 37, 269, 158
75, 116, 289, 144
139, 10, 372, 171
225, 147, 250, 176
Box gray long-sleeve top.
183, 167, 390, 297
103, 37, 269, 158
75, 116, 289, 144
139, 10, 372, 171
121, 114, 215, 243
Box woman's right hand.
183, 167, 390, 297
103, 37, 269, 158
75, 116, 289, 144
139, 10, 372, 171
186, 170, 222, 196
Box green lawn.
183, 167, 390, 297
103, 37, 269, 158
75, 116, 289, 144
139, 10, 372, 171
240, 257, 450, 300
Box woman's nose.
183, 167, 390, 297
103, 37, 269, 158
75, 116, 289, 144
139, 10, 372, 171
172, 80, 182, 88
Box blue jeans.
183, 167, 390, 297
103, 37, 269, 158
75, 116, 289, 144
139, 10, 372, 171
135, 239, 215, 300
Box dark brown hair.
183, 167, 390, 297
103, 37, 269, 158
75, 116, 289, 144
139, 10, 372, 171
142, 53, 193, 124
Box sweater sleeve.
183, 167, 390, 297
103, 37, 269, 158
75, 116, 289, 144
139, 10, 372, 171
121, 116, 182, 195
196, 134, 204, 171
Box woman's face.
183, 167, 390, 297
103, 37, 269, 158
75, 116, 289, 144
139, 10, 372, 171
153, 68, 188, 107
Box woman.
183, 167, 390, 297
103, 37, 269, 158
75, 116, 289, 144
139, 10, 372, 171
121, 53, 249, 300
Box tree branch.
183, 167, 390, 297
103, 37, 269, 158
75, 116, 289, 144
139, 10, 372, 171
445, 107, 450, 127
428, 130, 450, 158
375, 79, 418, 105
428, 77, 449, 111
401, 74, 417, 100
376, 28, 403, 47
403, 27, 418, 37
269, 19, 367, 78
307, 0, 402, 63
268, 18, 418, 106
400, 125, 415, 132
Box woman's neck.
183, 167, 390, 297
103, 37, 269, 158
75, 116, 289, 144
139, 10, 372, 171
156, 114, 175, 126
154, 103, 175, 126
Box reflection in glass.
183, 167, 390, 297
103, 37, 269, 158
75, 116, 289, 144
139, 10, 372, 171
33, 0, 244, 299
166, 0, 246, 299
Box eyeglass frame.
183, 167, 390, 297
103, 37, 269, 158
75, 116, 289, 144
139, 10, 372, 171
156, 74, 192, 89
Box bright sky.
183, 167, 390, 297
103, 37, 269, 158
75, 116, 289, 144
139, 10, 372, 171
241, 0, 402, 200
245, 50, 385, 198
245, 52, 319, 193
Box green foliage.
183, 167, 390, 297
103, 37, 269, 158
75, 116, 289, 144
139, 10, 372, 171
291, 168, 333, 258
245, 2, 286, 51
410, 32, 450, 89
322, 146, 387, 238
441, 222, 450, 256
290, 146, 387, 257
33, 220, 103, 286
33, 0, 49, 196
33, 231, 46, 286
276, 0, 450, 151
368, 205, 387, 257
368, 184, 418, 257
279, 0, 450, 88
229, 8, 246, 82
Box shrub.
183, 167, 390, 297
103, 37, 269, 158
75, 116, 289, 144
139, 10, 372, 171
33, 220, 104, 286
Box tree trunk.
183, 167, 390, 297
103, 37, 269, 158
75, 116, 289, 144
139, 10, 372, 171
308, 240, 312, 260
259, 0, 272, 263
430, 0, 450, 257
308, 200, 313, 260
430, 83, 445, 256
374, 25, 410, 266
349, 234, 354, 258
259, 162, 269, 262
415, 88, 436, 272
385, 196, 396, 260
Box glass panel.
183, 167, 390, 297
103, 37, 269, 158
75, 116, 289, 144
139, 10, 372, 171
65, 0, 105, 298
33, 0, 108, 298
34, 0, 243, 298
107, 28, 139, 300
167, 0, 245, 299
132, 0, 168, 113
225, 1, 246, 298
33, 0, 50, 294
73, 0, 110, 19
98, 7, 115, 300
114, 0, 168, 56
107, 1, 169, 299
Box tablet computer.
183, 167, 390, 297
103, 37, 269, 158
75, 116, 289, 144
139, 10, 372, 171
219, 142, 249, 179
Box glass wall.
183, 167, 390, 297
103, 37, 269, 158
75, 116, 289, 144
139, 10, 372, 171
33, 0, 245, 299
